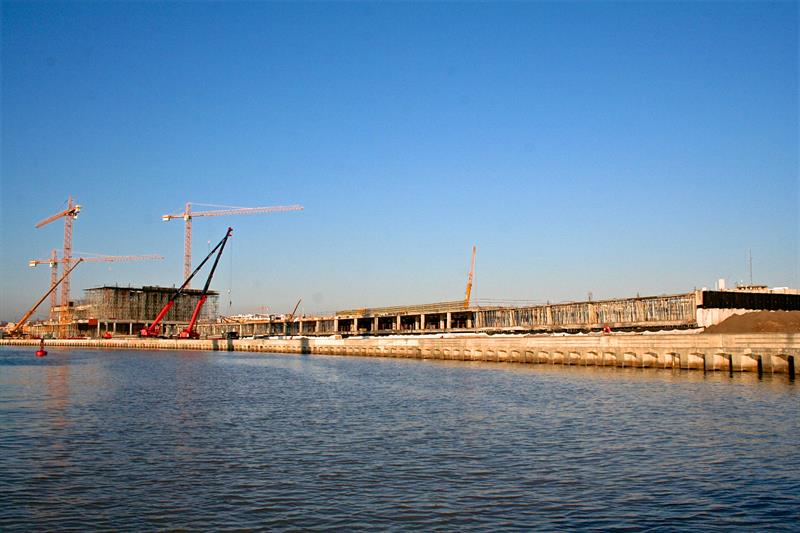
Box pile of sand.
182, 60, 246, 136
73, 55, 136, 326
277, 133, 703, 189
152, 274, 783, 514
703, 311, 800, 334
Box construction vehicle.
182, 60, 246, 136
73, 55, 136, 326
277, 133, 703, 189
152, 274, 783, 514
141, 228, 232, 338
7, 259, 84, 337
162, 202, 302, 284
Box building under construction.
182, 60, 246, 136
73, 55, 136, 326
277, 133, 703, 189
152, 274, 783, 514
28, 286, 218, 338
198, 287, 800, 339
21, 285, 799, 339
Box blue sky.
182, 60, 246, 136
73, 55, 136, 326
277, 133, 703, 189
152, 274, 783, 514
1, 1, 797, 321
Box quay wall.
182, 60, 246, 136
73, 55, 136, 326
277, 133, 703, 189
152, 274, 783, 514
2, 333, 798, 374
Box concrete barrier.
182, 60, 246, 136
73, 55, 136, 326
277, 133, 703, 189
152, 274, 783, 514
2, 332, 798, 374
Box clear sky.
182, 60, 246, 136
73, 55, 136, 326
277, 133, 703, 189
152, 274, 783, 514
1, 1, 798, 322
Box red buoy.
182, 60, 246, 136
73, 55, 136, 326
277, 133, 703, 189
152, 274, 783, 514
35, 339, 47, 357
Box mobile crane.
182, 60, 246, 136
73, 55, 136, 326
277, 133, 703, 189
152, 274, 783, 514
140, 228, 232, 338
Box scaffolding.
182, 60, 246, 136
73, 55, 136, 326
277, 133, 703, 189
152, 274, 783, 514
81, 286, 219, 322
475, 293, 697, 330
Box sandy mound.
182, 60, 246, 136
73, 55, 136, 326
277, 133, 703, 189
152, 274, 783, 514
704, 311, 800, 334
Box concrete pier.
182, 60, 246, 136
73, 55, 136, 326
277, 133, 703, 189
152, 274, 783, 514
2, 332, 798, 375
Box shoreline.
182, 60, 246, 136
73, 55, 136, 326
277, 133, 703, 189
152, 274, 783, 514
2, 332, 797, 375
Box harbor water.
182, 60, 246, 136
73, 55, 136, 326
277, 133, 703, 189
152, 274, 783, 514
1, 347, 798, 530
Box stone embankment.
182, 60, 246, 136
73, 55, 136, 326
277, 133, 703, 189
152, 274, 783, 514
2, 332, 797, 375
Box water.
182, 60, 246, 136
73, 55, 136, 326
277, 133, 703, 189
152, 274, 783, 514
1, 347, 798, 531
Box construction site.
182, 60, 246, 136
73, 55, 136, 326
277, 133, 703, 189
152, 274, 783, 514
4, 196, 800, 343
3, 194, 799, 377
4, 198, 301, 340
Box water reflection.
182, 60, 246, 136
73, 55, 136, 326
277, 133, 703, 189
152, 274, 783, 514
1, 347, 798, 530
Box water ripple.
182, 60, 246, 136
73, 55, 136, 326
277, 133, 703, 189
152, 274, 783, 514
1, 347, 798, 530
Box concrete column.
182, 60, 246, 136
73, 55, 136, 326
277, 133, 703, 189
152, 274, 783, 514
635, 299, 645, 323
374, 317, 379, 332
351, 319, 357, 333
333, 318, 338, 332
439, 316, 445, 329
420, 314, 425, 330
97, 322, 101, 337
446, 312, 452, 330
129, 322, 133, 335
396, 316, 401, 331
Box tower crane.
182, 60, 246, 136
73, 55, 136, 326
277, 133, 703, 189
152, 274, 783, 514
464, 245, 477, 308
34, 196, 81, 321
28, 252, 164, 321
7, 259, 84, 338
162, 202, 303, 284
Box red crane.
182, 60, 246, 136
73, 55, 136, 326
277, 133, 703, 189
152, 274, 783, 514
162, 202, 303, 284
141, 228, 233, 338
178, 229, 233, 339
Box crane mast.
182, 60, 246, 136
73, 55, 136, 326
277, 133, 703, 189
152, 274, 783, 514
34, 196, 81, 333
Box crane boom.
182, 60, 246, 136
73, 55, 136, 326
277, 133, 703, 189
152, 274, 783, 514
162, 201, 303, 283
179, 228, 233, 338
464, 245, 476, 308
8, 259, 84, 337
34, 203, 81, 228
162, 204, 303, 220
141, 228, 233, 337
287, 298, 303, 322
29, 254, 163, 267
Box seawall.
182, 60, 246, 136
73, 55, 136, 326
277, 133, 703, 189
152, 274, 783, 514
2, 333, 798, 374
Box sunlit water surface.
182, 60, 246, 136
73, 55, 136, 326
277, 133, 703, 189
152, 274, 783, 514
1, 347, 798, 531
